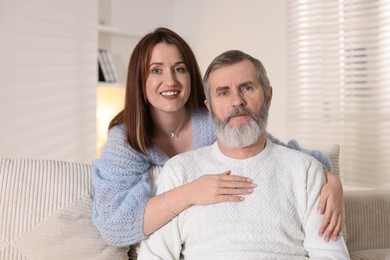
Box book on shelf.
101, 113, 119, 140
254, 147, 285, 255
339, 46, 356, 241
98, 49, 118, 83
103, 49, 118, 82
98, 49, 111, 82
98, 61, 106, 82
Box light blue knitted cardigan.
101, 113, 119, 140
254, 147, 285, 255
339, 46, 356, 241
92, 108, 331, 246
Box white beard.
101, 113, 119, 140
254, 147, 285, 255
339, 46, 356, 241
212, 104, 268, 148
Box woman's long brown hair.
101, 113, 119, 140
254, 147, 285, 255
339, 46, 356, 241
109, 27, 206, 155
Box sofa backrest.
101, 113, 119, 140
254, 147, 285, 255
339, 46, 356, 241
0, 158, 128, 260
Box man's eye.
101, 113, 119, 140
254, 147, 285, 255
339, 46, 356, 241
241, 85, 253, 92
217, 90, 229, 96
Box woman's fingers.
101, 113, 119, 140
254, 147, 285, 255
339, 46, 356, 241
219, 187, 255, 195
318, 201, 342, 242
209, 174, 256, 194
317, 190, 327, 214
214, 195, 246, 203
219, 171, 253, 183
218, 180, 256, 189
318, 201, 333, 237
331, 215, 342, 241
317, 172, 344, 240
189, 172, 255, 205
322, 209, 340, 241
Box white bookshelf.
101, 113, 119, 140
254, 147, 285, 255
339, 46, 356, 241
97, 81, 126, 88
98, 24, 140, 38
98, 0, 141, 87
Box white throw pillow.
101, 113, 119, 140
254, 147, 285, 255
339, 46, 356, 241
321, 143, 341, 177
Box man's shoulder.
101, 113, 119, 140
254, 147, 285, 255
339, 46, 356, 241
270, 141, 325, 191
271, 141, 321, 167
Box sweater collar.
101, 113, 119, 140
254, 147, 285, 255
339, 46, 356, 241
211, 138, 273, 166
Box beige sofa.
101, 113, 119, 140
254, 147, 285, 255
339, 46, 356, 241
1, 158, 389, 260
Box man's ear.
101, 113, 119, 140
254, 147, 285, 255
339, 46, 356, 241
267, 87, 273, 108
204, 99, 211, 112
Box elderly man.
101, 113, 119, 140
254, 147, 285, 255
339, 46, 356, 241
138, 50, 349, 259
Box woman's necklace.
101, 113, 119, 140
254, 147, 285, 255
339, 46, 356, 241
163, 112, 189, 139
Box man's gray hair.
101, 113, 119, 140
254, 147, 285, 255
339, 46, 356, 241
203, 50, 271, 102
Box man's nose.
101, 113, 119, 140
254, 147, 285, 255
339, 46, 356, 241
232, 91, 246, 107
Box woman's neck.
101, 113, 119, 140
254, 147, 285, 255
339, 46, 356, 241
151, 108, 190, 139
151, 108, 192, 157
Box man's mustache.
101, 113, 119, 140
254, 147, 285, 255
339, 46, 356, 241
223, 106, 259, 125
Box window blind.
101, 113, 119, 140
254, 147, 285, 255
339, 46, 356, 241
286, 0, 390, 188
0, 0, 97, 163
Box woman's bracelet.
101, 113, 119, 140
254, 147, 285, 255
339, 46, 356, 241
162, 192, 178, 217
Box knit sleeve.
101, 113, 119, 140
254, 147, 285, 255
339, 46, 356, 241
92, 125, 152, 246
266, 132, 332, 172
191, 108, 217, 149
301, 158, 350, 259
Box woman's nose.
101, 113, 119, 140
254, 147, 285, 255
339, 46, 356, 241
163, 71, 176, 86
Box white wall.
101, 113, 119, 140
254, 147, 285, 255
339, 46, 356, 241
173, 0, 287, 140
100, 0, 288, 141
109, 0, 175, 36
0, 0, 97, 163
104, 0, 288, 139
0, 1, 287, 163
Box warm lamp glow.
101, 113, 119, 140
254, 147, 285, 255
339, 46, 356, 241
96, 86, 126, 157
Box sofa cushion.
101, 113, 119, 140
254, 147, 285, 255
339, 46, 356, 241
350, 249, 390, 260
344, 189, 390, 253
0, 158, 128, 260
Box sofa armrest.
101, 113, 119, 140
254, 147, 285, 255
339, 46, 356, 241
344, 189, 390, 253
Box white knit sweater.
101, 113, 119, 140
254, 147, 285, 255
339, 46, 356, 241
138, 140, 349, 260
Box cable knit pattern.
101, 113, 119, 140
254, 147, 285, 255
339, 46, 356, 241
138, 141, 349, 259
92, 108, 332, 246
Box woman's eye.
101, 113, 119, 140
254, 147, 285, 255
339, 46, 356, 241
174, 66, 186, 73
151, 68, 162, 74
